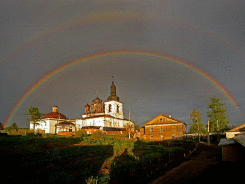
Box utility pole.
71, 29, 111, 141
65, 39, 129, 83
196, 117, 200, 142
129, 108, 131, 121
207, 120, 210, 146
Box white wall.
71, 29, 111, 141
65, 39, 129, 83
104, 101, 124, 119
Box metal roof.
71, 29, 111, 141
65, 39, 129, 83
218, 138, 236, 146
234, 133, 245, 147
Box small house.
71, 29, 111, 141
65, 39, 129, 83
219, 133, 245, 161
140, 114, 186, 141
226, 123, 245, 138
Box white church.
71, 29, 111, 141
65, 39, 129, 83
30, 81, 134, 135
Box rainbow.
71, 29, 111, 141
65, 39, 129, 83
4, 50, 241, 127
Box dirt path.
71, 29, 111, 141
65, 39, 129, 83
151, 143, 223, 184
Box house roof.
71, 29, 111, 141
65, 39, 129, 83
227, 123, 245, 132
234, 133, 245, 147
219, 133, 245, 147
143, 114, 186, 127
218, 138, 237, 146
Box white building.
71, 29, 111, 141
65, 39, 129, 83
30, 106, 71, 134
75, 81, 134, 134
30, 81, 134, 134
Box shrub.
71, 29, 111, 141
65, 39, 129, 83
74, 129, 88, 138
91, 130, 105, 140
42, 133, 56, 138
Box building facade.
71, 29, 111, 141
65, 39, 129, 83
30, 106, 70, 134
75, 81, 133, 134
140, 114, 186, 141
226, 123, 245, 139
30, 82, 134, 135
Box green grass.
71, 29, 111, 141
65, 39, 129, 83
0, 135, 196, 183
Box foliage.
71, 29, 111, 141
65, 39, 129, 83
25, 106, 44, 133
0, 135, 196, 184
74, 129, 88, 138
4, 122, 19, 133
0, 122, 3, 130
189, 109, 207, 134
134, 124, 140, 130
25, 106, 44, 122
91, 130, 105, 140
123, 122, 135, 138
207, 96, 230, 132
42, 133, 56, 138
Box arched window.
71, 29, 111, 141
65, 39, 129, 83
117, 105, 120, 113
108, 104, 112, 112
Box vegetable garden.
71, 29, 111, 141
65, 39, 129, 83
0, 134, 196, 184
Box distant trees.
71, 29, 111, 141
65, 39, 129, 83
189, 96, 230, 135
124, 123, 135, 139
25, 106, 44, 134
0, 122, 3, 130
5, 122, 19, 132
207, 96, 229, 133
189, 109, 206, 135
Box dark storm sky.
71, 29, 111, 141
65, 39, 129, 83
1, 0, 245, 128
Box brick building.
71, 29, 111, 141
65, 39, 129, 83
140, 114, 186, 141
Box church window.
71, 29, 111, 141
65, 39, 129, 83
117, 105, 120, 113
109, 104, 112, 112
159, 118, 163, 122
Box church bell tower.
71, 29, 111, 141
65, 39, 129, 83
105, 79, 124, 119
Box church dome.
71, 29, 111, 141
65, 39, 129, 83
84, 104, 90, 108
90, 92, 104, 113
41, 106, 68, 120
107, 81, 120, 102
92, 96, 102, 103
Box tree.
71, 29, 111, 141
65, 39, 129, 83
134, 124, 140, 131
207, 96, 229, 133
5, 122, 19, 133
124, 122, 135, 139
25, 107, 44, 134
0, 122, 3, 130
11, 122, 18, 131
189, 109, 206, 141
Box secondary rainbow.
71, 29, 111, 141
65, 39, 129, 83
4, 50, 240, 127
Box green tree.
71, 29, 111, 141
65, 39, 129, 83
189, 109, 206, 141
207, 96, 229, 133
11, 122, 18, 131
0, 122, 3, 130
134, 124, 140, 131
5, 122, 19, 133
25, 107, 44, 134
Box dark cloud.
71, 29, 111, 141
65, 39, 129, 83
1, 0, 245, 128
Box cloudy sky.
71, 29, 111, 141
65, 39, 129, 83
1, 0, 245, 129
